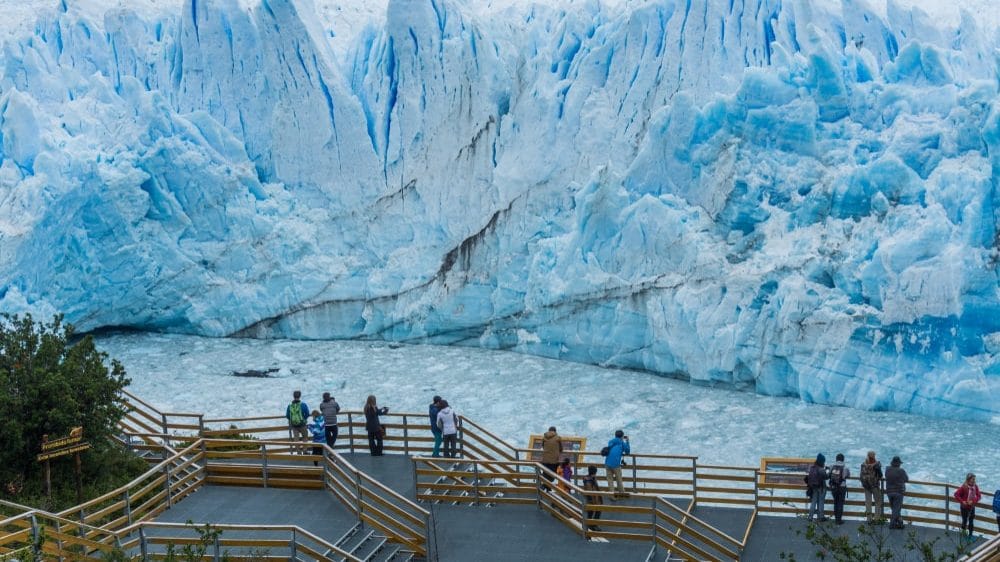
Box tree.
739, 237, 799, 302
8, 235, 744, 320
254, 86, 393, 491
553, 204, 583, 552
0, 314, 132, 504
780, 518, 973, 561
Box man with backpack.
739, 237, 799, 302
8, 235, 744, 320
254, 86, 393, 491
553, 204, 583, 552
285, 390, 310, 454
859, 450, 884, 522
828, 453, 851, 524
604, 430, 630, 500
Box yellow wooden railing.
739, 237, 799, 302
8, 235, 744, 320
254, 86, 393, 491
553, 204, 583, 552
5, 391, 998, 561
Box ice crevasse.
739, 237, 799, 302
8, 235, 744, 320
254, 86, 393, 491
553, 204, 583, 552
0, 0, 998, 421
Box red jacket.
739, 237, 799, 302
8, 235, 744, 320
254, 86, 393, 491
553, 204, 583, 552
954, 484, 982, 506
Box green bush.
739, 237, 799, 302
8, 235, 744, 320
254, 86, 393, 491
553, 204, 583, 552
0, 314, 141, 509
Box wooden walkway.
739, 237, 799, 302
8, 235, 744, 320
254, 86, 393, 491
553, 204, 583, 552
153, 452, 981, 561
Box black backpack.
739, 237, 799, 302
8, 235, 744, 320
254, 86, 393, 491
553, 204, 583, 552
829, 465, 846, 488
600, 446, 610, 457
806, 465, 825, 488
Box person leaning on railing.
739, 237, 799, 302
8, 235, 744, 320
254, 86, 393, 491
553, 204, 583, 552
364, 395, 389, 456
860, 450, 884, 522
885, 456, 909, 529
604, 430, 630, 500
319, 392, 341, 449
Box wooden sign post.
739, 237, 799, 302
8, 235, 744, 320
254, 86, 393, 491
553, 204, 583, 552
37, 426, 90, 505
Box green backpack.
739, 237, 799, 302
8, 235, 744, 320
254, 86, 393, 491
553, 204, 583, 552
289, 402, 305, 427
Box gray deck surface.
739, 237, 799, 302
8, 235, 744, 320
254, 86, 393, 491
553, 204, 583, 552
154, 485, 355, 541
150, 454, 988, 560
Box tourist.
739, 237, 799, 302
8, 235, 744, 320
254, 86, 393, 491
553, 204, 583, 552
582, 465, 603, 531
364, 395, 389, 456
604, 430, 630, 500
309, 409, 325, 466
429, 395, 443, 457
829, 453, 850, 524
954, 473, 982, 540
859, 450, 884, 522
285, 390, 310, 454
558, 457, 573, 493
436, 399, 459, 458
805, 453, 829, 522
541, 426, 563, 483
885, 456, 908, 529
319, 392, 341, 449
993, 488, 1000, 533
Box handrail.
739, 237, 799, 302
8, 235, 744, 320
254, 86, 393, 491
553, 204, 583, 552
117, 521, 364, 561
963, 534, 1000, 561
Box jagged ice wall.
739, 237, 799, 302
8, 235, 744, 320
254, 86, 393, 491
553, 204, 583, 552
1, 0, 999, 421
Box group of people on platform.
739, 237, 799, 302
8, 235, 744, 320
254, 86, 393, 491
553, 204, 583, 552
285, 390, 999, 537
805, 451, 1000, 540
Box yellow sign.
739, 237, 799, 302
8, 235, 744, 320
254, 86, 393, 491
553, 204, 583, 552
41, 426, 84, 451
759, 457, 814, 485
37, 442, 91, 462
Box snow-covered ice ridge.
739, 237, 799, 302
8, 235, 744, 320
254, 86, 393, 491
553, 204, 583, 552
1, 0, 999, 421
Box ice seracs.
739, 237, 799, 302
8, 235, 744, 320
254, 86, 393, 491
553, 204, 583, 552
0, 0, 998, 421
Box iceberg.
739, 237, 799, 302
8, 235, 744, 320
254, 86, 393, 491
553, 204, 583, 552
0, 0, 998, 421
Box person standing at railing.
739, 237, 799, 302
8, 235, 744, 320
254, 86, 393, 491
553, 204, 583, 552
954, 473, 982, 541
436, 400, 459, 458
364, 395, 389, 456
860, 450, 884, 522
309, 410, 325, 466
429, 396, 443, 457
582, 465, 603, 531
285, 390, 310, 455
319, 392, 341, 449
992, 488, 1000, 533
829, 453, 850, 525
604, 430, 630, 500
885, 456, 908, 529
541, 427, 564, 485
805, 453, 829, 522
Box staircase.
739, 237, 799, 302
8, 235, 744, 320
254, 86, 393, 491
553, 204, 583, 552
334, 523, 422, 562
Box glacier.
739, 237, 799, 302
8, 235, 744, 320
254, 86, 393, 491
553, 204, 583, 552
0, 0, 999, 421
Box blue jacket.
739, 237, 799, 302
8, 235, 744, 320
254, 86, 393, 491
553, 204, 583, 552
309, 416, 326, 443
429, 403, 441, 432
604, 437, 630, 468
286, 401, 309, 427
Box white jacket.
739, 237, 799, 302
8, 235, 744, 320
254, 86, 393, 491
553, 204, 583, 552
436, 407, 458, 435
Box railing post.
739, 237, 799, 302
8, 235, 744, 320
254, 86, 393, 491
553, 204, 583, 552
124, 488, 133, 525
534, 465, 542, 509
945, 484, 951, 532
161, 413, 169, 436
650, 496, 657, 554
580, 482, 589, 539
355, 471, 365, 527
139, 527, 148, 561
29, 514, 40, 557
163, 462, 173, 507
753, 468, 760, 510
631, 455, 638, 493
692, 458, 699, 506
403, 414, 409, 455
348, 413, 355, 454
473, 462, 480, 506
457, 417, 465, 459
290, 529, 297, 560
54, 520, 64, 560
213, 533, 221, 562
261, 443, 269, 488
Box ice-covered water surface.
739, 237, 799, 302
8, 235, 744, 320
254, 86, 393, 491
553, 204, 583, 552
96, 332, 1000, 488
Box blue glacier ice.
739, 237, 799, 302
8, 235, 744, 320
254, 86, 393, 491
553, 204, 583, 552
0, 0, 998, 421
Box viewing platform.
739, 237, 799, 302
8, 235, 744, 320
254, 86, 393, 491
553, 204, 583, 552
1, 390, 998, 561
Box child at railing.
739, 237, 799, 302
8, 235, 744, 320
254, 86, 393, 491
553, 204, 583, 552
309, 410, 325, 466
558, 458, 573, 493
582, 465, 603, 531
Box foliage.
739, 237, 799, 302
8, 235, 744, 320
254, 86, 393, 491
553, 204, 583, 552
0, 314, 136, 509
780, 517, 974, 561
